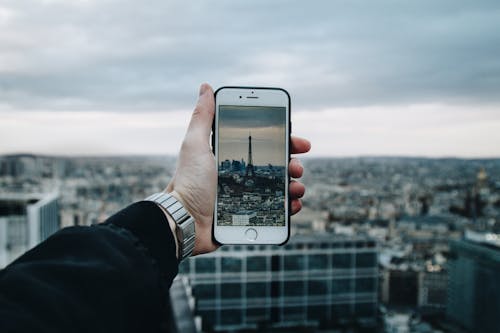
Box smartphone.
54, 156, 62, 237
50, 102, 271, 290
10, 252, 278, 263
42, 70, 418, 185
213, 87, 291, 245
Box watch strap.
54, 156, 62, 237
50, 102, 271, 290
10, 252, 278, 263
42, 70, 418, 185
145, 192, 195, 261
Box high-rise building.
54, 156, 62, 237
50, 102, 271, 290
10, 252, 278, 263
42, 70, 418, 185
0, 192, 60, 267
447, 231, 500, 333
179, 234, 379, 332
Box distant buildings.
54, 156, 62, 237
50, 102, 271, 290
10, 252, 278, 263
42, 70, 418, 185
179, 234, 379, 332
447, 232, 500, 333
1, 154, 499, 332
0, 192, 59, 267
231, 210, 257, 225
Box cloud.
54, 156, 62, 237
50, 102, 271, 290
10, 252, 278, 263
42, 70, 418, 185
1, 1, 499, 157
2, 103, 499, 157
219, 106, 286, 128
0, 0, 499, 112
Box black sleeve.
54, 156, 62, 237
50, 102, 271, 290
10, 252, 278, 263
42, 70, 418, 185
0, 201, 178, 333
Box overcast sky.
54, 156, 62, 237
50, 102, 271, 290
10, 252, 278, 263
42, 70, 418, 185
218, 106, 286, 165
1, 0, 499, 157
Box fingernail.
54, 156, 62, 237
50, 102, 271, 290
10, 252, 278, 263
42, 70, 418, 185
199, 83, 208, 96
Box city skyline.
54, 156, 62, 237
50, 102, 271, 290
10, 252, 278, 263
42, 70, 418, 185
1, 1, 500, 157
218, 106, 286, 166
2, 153, 498, 331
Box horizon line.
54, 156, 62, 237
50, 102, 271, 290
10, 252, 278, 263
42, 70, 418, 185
1, 152, 500, 160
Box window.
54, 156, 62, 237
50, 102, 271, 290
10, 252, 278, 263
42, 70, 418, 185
331, 304, 351, 321
220, 309, 241, 325
221, 283, 241, 298
356, 252, 376, 268
221, 257, 241, 272
307, 305, 327, 322
194, 284, 215, 298
308, 280, 328, 295
271, 255, 281, 272
284, 281, 304, 296
309, 254, 328, 270
284, 306, 304, 320
332, 279, 351, 294
284, 254, 305, 271
195, 257, 215, 273
247, 282, 267, 298
247, 256, 267, 272
332, 253, 351, 269
246, 307, 268, 321
356, 278, 376, 293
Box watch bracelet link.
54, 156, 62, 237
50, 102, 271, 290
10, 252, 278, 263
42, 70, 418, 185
145, 192, 195, 261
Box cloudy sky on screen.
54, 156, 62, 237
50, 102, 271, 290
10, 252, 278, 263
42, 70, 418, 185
1, 0, 499, 157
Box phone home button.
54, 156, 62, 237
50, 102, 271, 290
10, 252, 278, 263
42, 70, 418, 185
245, 228, 258, 241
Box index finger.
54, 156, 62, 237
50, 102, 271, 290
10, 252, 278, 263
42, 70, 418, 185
291, 136, 311, 154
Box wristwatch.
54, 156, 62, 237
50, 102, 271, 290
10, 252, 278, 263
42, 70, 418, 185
145, 192, 195, 261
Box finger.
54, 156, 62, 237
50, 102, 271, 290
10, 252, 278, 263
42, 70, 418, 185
291, 136, 311, 154
187, 83, 215, 140
291, 199, 302, 215
290, 180, 305, 199
289, 158, 303, 178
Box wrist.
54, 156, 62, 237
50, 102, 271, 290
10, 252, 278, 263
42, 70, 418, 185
145, 192, 196, 262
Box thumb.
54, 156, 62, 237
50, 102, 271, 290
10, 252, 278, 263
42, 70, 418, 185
187, 83, 215, 140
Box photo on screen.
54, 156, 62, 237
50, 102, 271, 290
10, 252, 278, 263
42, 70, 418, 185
217, 105, 287, 226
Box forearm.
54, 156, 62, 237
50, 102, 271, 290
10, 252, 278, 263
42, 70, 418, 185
0, 201, 177, 333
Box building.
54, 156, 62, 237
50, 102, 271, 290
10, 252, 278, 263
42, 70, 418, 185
179, 234, 379, 332
381, 268, 419, 307
418, 269, 447, 315
231, 211, 257, 225
220, 159, 231, 171
0, 192, 60, 267
447, 231, 500, 333
166, 277, 198, 333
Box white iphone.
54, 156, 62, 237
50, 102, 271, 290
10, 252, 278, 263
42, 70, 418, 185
212, 87, 291, 245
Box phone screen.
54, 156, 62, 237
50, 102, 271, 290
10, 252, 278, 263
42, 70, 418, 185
217, 105, 287, 227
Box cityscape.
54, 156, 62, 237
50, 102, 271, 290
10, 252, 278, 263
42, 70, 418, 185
217, 134, 286, 227
1, 154, 499, 332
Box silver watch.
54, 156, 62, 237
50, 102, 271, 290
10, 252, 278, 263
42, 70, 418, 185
145, 192, 195, 261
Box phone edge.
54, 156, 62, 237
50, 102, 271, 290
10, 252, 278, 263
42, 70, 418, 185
211, 86, 292, 246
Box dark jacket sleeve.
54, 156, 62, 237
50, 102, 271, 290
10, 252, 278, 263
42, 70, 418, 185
0, 201, 178, 333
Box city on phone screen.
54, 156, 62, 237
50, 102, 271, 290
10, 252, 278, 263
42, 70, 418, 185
214, 87, 290, 244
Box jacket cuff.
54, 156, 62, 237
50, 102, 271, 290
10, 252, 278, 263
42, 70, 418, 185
104, 201, 178, 281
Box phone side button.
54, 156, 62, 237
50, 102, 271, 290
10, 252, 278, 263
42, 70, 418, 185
245, 228, 258, 241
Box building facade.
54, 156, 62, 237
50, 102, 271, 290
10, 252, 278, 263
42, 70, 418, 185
179, 234, 379, 332
0, 192, 59, 267
447, 235, 500, 333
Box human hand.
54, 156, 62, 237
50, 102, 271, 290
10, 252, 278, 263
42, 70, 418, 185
166, 83, 311, 256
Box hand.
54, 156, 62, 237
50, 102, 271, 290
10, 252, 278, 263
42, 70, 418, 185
166, 83, 311, 256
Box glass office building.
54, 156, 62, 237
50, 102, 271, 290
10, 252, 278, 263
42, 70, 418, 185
447, 235, 500, 333
0, 192, 59, 268
179, 234, 378, 332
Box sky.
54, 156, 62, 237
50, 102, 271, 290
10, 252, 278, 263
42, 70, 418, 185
218, 106, 286, 166
1, 0, 500, 157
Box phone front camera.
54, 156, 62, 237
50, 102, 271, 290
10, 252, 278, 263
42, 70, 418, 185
239, 96, 242, 98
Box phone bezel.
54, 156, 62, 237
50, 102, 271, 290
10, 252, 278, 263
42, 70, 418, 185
212, 86, 291, 245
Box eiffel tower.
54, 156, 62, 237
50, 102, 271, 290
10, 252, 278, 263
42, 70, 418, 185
245, 133, 255, 177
